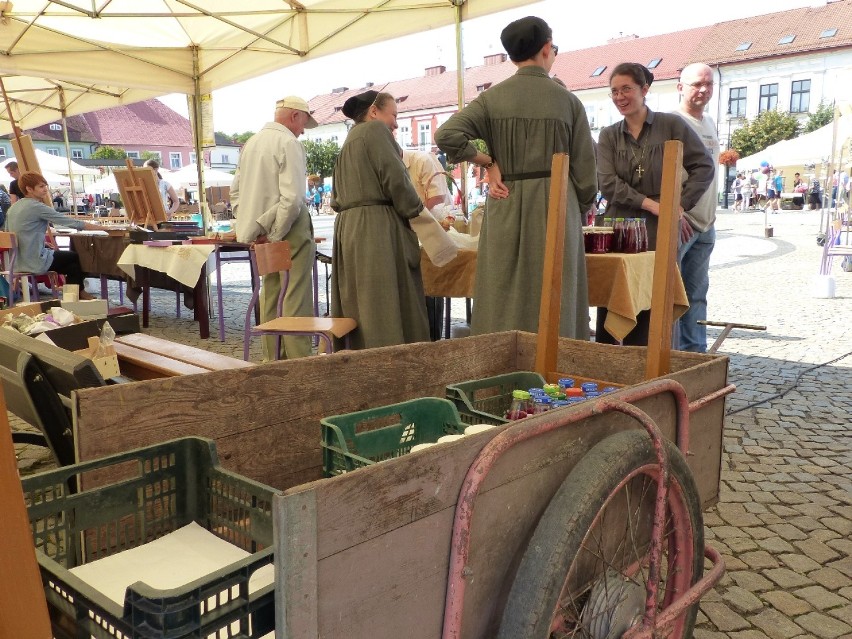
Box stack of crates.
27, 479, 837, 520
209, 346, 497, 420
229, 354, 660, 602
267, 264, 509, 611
22, 437, 278, 639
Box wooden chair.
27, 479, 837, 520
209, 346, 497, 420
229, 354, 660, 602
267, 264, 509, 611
243, 240, 356, 361
0, 231, 60, 303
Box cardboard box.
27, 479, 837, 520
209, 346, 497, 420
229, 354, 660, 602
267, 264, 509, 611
61, 299, 109, 319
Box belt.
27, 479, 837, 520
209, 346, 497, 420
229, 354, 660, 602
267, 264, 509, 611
501, 170, 552, 181
335, 199, 393, 212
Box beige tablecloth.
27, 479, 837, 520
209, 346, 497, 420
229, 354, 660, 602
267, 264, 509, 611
586, 252, 689, 342
420, 249, 689, 342
117, 244, 215, 288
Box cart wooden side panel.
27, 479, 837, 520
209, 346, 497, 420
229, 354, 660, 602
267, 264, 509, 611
274, 358, 727, 639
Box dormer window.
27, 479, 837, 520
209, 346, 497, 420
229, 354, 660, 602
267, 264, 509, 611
647, 58, 662, 69
49, 123, 62, 131
778, 35, 795, 45
591, 66, 607, 77
820, 28, 837, 38
735, 42, 752, 51
476, 83, 491, 92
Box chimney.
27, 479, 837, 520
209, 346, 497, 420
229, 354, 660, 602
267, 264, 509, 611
607, 33, 639, 44
365, 82, 374, 88
484, 53, 507, 66
425, 65, 446, 77
331, 86, 349, 94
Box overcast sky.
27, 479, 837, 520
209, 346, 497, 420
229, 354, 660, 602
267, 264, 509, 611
159, 0, 825, 134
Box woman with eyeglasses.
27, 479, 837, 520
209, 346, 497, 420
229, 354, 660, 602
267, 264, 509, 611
596, 62, 714, 345
330, 89, 430, 349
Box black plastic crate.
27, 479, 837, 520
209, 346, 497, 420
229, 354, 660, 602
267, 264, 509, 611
445, 371, 547, 425
22, 437, 278, 639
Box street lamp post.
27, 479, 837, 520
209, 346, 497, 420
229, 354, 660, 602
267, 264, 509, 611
722, 111, 734, 209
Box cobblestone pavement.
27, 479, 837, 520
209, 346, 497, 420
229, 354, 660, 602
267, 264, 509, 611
11, 209, 852, 638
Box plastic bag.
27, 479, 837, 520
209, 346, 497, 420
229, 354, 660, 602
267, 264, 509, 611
94, 322, 116, 358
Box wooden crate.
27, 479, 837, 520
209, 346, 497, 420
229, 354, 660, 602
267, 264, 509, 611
72, 332, 727, 638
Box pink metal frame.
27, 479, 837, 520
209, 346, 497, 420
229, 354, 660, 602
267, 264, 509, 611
441, 378, 736, 639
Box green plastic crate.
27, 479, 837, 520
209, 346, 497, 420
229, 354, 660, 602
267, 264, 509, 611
21, 437, 278, 639
445, 371, 547, 425
322, 397, 465, 476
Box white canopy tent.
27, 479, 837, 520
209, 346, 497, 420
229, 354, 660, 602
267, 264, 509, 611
83, 173, 118, 196
0, 1, 536, 221
167, 163, 233, 190
737, 116, 852, 170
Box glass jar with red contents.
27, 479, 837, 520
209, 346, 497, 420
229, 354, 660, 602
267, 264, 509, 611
584, 227, 613, 254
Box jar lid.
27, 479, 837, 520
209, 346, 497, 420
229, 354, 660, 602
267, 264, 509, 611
582, 226, 614, 234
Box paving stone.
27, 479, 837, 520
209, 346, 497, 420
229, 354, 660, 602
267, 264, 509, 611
779, 554, 824, 575
741, 550, 781, 569
829, 606, 852, 626
761, 591, 813, 616
824, 518, 852, 536
794, 540, 841, 563
724, 586, 765, 613
795, 612, 851, 639
731, 571, 776, 592
758, 537, 797, 554
728, 631, 773, 639
749, 608, 804, 639
703, 602, 751, 631
793, 586, 848, 610
810, 568, 852, 591
728, 537, 760, 553
830, 558, 852, 580
765, 568, 813, 589
767, 523, 810, 541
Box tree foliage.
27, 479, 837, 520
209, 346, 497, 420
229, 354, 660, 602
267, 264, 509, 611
303, 139, 340, 178
216, 131, 254, 144
730, 110, 800, 159
91, 145, 127, 160
803, 101, 834, 134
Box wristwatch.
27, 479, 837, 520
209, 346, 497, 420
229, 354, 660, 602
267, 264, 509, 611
483, 160, 494, 169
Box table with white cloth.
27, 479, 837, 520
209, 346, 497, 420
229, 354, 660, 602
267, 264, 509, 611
420, 250, 689, 342
117, 243, 216, 338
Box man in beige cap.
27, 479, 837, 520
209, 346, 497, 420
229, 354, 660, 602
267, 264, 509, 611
232, 95, 318, 360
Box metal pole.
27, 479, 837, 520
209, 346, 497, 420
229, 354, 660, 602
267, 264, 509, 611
191, 46, 208, 231
454, 0, 467, 215
59, 89, 79, 214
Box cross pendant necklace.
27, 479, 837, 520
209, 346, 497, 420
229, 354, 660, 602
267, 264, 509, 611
630, 136, 648, 180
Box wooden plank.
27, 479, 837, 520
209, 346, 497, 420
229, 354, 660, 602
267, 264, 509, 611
275, 490, 318, 639
0, 386, 53, 638
111, 342, 209, 379
646, 140, 684, 379
534, 153, 569, 378
115, 333, 253, 370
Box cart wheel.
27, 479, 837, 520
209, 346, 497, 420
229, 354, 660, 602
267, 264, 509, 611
497, 430, 703, 639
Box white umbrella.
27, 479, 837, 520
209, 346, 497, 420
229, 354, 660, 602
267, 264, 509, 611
168, 163, 233, 190
83, 173, 118, 195
0, 150, 99, 176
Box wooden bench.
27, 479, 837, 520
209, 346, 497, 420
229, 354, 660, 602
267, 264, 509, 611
113, 333, 253, 379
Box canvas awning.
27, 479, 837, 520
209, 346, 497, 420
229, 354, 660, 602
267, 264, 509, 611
0, 1, 534, 96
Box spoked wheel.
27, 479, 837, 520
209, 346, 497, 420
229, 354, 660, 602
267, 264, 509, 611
497, 430, 703, 639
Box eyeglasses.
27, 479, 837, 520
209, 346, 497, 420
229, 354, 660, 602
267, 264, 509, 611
552, 43, 559, 55
688, 81, 714, 90
609, 85, 638, 99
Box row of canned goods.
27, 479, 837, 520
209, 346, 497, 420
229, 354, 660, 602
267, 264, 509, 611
505, 378, 619, 420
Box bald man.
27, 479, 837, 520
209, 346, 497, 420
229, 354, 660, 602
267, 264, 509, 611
673, 63, 720, 352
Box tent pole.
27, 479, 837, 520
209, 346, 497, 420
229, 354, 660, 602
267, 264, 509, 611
0, 76, 29, 171
191, 46, 208, 233
59, 89, 79, 215
454, 0, 467, 214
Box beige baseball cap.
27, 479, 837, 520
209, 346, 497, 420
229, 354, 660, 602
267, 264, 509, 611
276, 96, 318, 128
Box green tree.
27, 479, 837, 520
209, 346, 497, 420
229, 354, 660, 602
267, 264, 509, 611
803, 101, 834, 133
140, 151, 160, 161
303, 139, 340, 178
730, 110, 800, 158
91, 145, 127, 160
233, 131, 254, 144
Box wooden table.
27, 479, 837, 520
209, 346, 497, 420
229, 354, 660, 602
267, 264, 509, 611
419, 250, 689, 342
117, 243, 216, 339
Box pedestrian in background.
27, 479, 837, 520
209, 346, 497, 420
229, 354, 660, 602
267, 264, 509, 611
673, 62, 719, 353
436, 16, 597, 339
232, 95, 318, 360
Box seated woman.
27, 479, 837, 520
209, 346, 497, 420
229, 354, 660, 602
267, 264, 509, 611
7, 172, 103, 299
